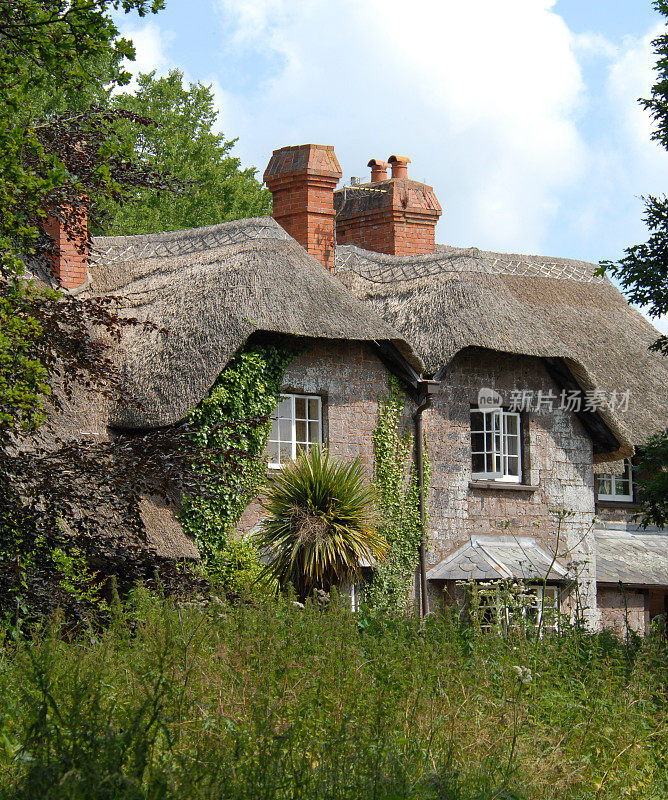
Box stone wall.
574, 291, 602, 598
595, 504, 639, 526
597, 585, 649, 635
236, 338, 389, 535
424, 348, 598, 625
236, 342, 602, 626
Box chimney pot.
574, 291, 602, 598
388, 155, 411, 180
367, 158, 389, 182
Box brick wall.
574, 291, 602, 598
425, 348, 598, 626
595, 504, 638, 525
597, 585, 649, 635
236, 338, 388, 535
336, 209, 436, 256
267, 176, 339, 270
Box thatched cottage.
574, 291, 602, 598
42, 143, 668, 634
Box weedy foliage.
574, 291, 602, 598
0, 594, 665, 800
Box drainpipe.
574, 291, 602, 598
414, 379, 440, 617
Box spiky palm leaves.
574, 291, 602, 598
256, 447, 388, 600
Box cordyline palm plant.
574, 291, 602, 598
256, 447, 388, 601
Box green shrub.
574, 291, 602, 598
256, 446, 387, 600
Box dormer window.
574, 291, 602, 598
597, 459, 633, 502
268, 394, 322, 469
470, 408, 522, 483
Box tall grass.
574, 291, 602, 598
0, 592, 665, 799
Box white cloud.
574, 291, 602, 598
606, 24, 668, 173
214, 0, 588, 251
117, 22, 175, 92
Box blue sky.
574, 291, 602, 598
115, 0, 668, 332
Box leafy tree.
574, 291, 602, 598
256, 447, 387, 602
102, 70, 271, 235
600, 0, 668, 527
0, 0, 168, 435
0, 1, 220, 623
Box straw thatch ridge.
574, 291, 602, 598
90, 217, 423, 429
335, 243, 666, 461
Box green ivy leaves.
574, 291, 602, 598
366, 376, 430, 611
178, 343, 295, 586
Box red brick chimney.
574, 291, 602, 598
264, 144, 342, 272
43, 206, 88, 290
335, 155, 442, 256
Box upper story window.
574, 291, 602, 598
597, 459, 633, 502
268, 393, 322, 469
470, 408, 522, 483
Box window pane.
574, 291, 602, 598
270, 418, 280, 440
295, 420, 307, 443
296, 441, 306, 456
507, 456, 520, 477
506, 435, 518, 456
615, 477, 629, 495
267, 440, 279, 464
486, 453, 495, 473
280, 442, 291, 463
308, 398, 319, 419
505, 414, 519, 436
598, 475, 612, 495
279, 418, 292, 441
485, 430, 494, 451
471, 432, 485, 452
471, 411, 484, 432
308, 420, 319, 443
277, 396, 291, 417
295, 397, 307, 418
472, 453, 485, 473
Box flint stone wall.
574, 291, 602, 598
424, 348, 598, 626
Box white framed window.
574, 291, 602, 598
597, 459, 633, 502
470, 408, 522, 483
473, 583, 560, 635
340, 580, 364, 612
268, 393, 322, 469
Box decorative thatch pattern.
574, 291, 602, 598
91, 217, 422, 429
336, 243, 666, 456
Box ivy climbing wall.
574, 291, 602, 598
235, 339, 391, 536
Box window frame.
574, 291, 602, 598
472, 583, 561, 635
470, 408, 522, 484
268, 393, 322, 470
596, 459, 633, 502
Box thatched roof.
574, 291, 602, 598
36, 217, 420, 563
336, 243, 666, 459
90, 217, 422, 429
